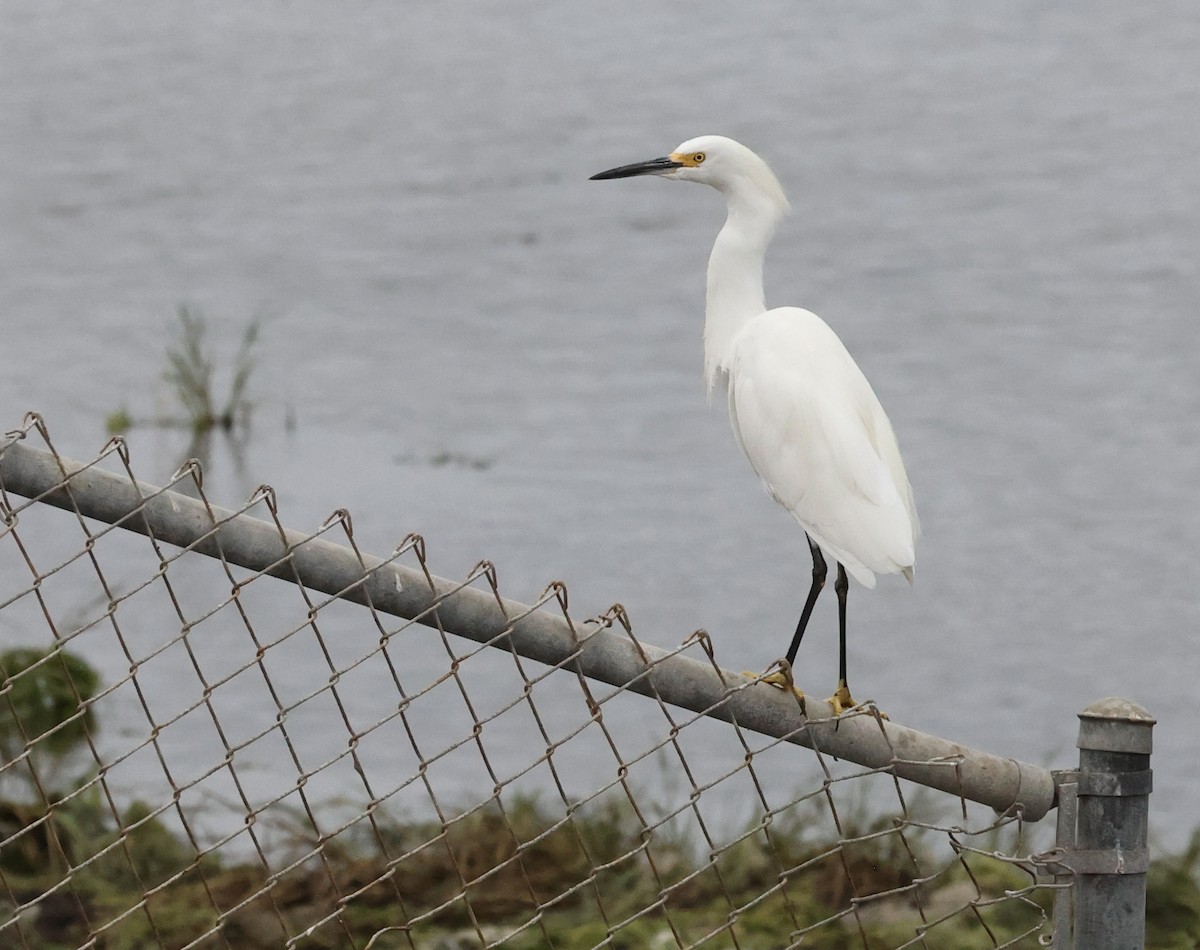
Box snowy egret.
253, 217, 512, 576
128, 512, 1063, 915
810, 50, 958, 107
591, 136, 918, 714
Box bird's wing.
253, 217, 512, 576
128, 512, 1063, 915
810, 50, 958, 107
727, 307, 917, 587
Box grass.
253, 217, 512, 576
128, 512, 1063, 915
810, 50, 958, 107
2, 648, 1197, 949
106, 304, 261, 438
1, 789, 1060, 949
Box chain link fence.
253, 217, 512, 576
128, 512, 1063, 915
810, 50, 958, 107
0, 414, 1150, 948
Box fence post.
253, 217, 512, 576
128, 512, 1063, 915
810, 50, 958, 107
1065, 697, 1155, 949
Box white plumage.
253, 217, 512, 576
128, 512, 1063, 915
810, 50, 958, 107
729, 309, 916, 588
592, 135, 918, 711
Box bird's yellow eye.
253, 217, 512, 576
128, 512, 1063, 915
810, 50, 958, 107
693, 152, 706, 164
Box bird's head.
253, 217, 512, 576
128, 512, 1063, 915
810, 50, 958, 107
590, 135, 789, 213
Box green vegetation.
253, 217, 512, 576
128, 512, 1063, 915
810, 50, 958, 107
163, 304, 258, 436
0, 647, 99, 800
2, 647, 1198, 948
1147, 829, 1200, 950
106, 304, 260, 438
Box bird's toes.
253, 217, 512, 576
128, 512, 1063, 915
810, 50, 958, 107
744, 670, 807, 713
824, 683, 888, 719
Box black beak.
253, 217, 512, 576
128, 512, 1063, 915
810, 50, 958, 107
589, 156, 683, 180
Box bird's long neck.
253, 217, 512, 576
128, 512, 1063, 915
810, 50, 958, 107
704, 188, 782, 392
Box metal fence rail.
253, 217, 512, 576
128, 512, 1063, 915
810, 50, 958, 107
0, 415, 1152, 948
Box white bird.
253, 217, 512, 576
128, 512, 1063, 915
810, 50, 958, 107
590, 135, 918, 714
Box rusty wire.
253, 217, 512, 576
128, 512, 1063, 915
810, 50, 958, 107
0, 416, 1069, 949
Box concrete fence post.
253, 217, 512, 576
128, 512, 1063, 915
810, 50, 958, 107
1058, 697, 1155, 949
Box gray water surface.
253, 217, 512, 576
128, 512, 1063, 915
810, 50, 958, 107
2, 2, 1198, 842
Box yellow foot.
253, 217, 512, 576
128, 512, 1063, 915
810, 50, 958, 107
825, 682, 888, 719
742, 670, 806, 713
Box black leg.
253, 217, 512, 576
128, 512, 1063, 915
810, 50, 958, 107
785, 535, 826, 666
834, 563, 849, 690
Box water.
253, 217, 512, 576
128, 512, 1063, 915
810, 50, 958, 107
2, 2, 1198, 844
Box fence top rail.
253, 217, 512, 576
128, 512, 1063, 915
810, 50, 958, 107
0, 431, 1057, 821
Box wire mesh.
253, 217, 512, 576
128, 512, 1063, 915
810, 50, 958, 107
0, 415, 1069, 949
